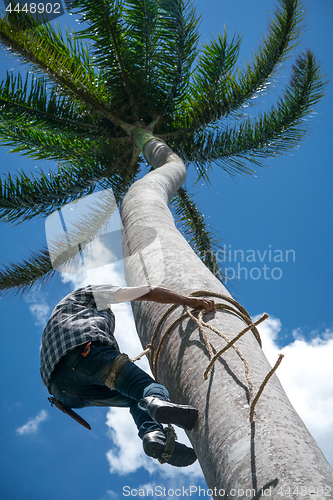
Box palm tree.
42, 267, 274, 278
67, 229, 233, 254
0, 0, 332, 494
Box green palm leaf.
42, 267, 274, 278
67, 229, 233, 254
156, 0, 199, 113
228, 0, 304, 113
0, 123, 119, 161
70, 0, 200, 122
69, 0, 137, 114
166, 0, 304, 133
171, 49, 326, 177
0, 148, 140, 223
164, 29, 241, 131
0, 11, 129, 131
0, 14, 104, 98
0, 247, 54, 296
122, 0, 164, 117
0, 72, 107, 135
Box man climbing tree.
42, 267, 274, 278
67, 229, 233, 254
1, 0, 332, 495
41, 282, 216, 466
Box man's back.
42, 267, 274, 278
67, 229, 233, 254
40, 285, 120, 389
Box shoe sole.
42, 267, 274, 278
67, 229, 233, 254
153, 405, 198, 431
143, 435, 197, 467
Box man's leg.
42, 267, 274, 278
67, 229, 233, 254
109, 356, 198, 431
106, 353, 198, 467
49, 343, 197, 466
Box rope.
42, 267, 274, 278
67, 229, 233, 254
130, 344, 152, 363
203, 313, 269, 380
133, 291, 283, 422
105, 353, 130, 390
149, 292, 262, 379
185, 306, 264, 404
249, 354, 284, 422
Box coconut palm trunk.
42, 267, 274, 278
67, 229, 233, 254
121, 137, 333, 498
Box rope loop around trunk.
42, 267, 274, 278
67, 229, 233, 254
133, 290, 284, 422
149, 291, 263, 379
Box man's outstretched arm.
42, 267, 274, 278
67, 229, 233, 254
133, 286, 216, 313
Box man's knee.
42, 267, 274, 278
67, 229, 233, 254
143, 382, 169, 401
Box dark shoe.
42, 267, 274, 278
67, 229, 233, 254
143, 427, 197, 467
139, 396, 198, 431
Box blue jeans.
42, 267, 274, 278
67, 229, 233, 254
49, 341, 169, 439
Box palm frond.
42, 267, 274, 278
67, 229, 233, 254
0, 12, 130, 130
0, 121, 123, 162
0, 247, 54, 296
168, 0, 304, 133
157, 0, 200, 114
170, 49, 326, 177
69, 0, 140, 118
70, 0, 200, 123
165, 29, 241, 130
170, 186, 225, 282
0, 146, 137, 223
0, 13, 103, 97
225, 0, 304, 115
191, 31, 241, 93
70, 0, 161, 121
0, 72, 109, 136
121, 0, 167, 120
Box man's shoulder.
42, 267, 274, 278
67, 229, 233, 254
55, 285, 92, 304
56, 284, 121, 308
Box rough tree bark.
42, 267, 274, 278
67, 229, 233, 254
120, 138, 333, 499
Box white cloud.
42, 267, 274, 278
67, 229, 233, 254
256, 315, 333, 467
16, 409, 48, 435
24, 290, 51, 327
106, 407, 153, 475
111, 301, 150, 366
105, 406, 204, 480
100, 490, 119, 500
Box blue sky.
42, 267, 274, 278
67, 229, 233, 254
1, 1, 332, 499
